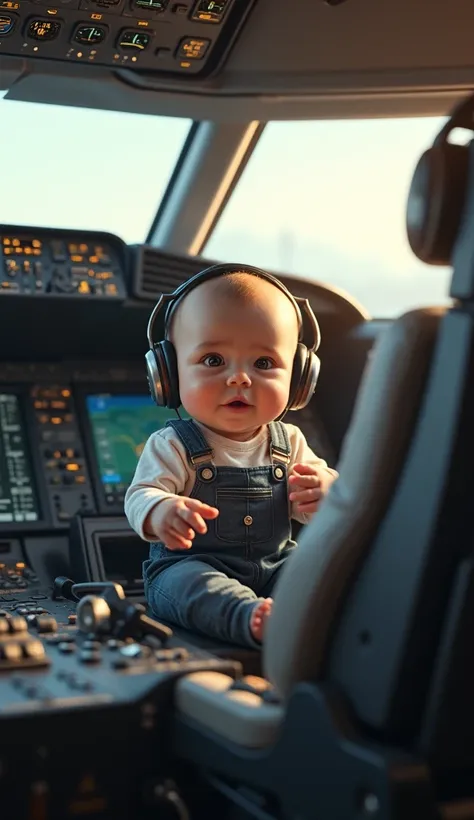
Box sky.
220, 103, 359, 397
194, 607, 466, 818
0, 94, 452, 318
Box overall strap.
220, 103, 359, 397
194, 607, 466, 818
268, 421, 291, 465
165, 419, 214, 467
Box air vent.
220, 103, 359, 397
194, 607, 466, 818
131, 245, 216, 301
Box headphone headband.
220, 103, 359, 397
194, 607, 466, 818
146, 263, 321, 354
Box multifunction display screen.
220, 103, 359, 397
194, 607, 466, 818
86, 394, 184, 505
0, 394, 40, 523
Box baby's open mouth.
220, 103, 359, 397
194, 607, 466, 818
226, 400, 249, 408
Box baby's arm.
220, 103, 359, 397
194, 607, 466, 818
286, 424, 339, 524
124, 429, 218, 550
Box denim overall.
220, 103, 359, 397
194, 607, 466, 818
143, 419, 296, 648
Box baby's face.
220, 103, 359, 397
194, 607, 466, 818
171, 278, 299, 440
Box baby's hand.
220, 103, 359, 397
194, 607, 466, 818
149, 496, 219, 551
288, 463, 333, 516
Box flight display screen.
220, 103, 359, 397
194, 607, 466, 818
0, 394, 39, 523
85, 394, 184, 505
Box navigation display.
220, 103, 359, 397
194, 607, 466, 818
0, 394, 40, 523
86, 394, 185, 505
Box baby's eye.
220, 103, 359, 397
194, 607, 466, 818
203, 354, 224, 367
255, 357, 273, 370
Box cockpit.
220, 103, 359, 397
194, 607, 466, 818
2, 1, 474, 817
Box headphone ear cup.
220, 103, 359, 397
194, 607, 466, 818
145, 340, 180, 409
288, 344, 321, 412
406, 142, 469, 266
160, 340, 180, 409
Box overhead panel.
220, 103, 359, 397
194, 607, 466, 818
0, 0, 255, 75
2, 0, 474, 119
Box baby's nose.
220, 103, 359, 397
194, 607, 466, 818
227, 370, 251, 387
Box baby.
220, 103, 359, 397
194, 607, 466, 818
125, 268, 338, 648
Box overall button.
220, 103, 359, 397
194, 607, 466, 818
274, 466, 284, 480
243, 515, 253, 526
199, 466, 214, 481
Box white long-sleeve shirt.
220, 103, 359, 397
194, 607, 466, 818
125, 421, 338, 540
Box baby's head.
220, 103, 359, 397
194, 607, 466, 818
168, 272, 300, 440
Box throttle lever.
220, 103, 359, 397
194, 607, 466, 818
52, 576, 125, 602
77, 594, 172, 642
53, 576, 172, 643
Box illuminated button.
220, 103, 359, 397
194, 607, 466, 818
243, 515, 253, 526
0, 13, 15, 35
73, 23, 107, 44
176, 36, 209, 59
23, 639, 46, 659
191, 0, 229, 23
1, 642, 22, 661
117, 27, 150, 50
274, 466, 284, 479
26, 17, 61, 39
9, 616, 28, 633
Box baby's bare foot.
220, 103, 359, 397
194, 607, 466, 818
250, 598, 273, 643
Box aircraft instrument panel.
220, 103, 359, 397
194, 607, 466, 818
0, 0, 255, 75
0, 226, 127, 298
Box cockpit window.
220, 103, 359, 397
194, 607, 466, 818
204, 117, 452, 318
1, 94, 191, 245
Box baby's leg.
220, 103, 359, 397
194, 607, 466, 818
146, 558, 270, 648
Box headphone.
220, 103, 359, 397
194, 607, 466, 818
145, 263, 321, 414
406, 92, 474, 266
